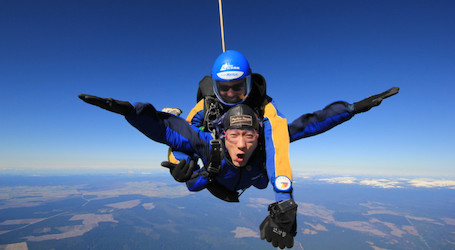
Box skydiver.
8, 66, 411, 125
78, 95, 298, 248
166, 50, 297, 205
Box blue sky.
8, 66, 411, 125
1, 0, 454, 177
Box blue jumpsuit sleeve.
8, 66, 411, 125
262, 100, 293, 202
125, 102, 215, 193
168, 108, 205, 164
264, 100, 355, 202
166, 109, 204, 164
288, 101, 355, 142
190, 110, 205, 128
185, 169, 210, 191
124, 102, 212, 165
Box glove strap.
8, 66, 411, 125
269, 199, 298, 216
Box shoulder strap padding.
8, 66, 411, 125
243, 73, 267, 109
197, 75, 214, 102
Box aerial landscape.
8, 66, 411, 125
1, 174, 454, 249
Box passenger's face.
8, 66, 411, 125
218, 79, 246, 104
224, 129, 258, 167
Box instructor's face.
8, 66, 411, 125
224, 129, 258, 167
218, 79, 246, 104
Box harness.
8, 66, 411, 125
203, 96, 225, 133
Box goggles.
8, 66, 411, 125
224, 129, 259, 144
213, 75, 252, 106
218, 81, 245, 92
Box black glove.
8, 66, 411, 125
353, 87, 399, 114
260, 199, 298, 249
161, 159, 195, 182
78, 94, 134, 115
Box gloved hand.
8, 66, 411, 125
161, 159, 195, 182
260, 199, 298, 249
353, 87, 399, 114
78, 94, 134, 115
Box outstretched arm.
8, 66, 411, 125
79, 94, 219, 191
288, 87, 400, 142
288, 101, 354, 142
78, 94, 212, 160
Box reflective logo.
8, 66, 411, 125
273, 227, 287, 237
217, 71, 244, 80
274, 176, 292, 191
220, 63, 240, 71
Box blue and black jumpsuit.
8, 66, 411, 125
125, 102, 269, 198
126, 100, 356, 202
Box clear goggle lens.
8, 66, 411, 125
225, 129, 258, 144
213, 75, 251, 106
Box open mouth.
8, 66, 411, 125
236, 153, 245, 161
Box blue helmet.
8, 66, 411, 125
212, 50, 252, 106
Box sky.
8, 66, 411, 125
1, 0, 454, 177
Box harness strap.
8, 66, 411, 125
207, 139, 223, 178
204, 96, 224, 132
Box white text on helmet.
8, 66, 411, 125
217, 71, 244, 80
220, 63, 240, 71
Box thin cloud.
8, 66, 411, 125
315, 177, 455, 189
